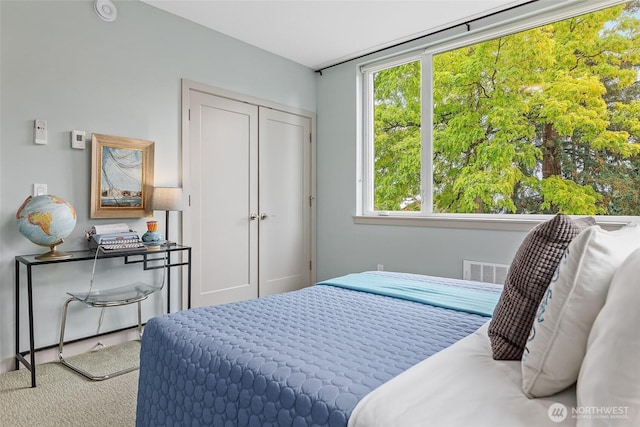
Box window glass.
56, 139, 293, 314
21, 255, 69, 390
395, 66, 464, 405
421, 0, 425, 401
372, 60, 421, 211
365, 1, 640, 217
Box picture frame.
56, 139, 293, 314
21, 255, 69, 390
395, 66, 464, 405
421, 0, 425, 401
90, 133, 154, 218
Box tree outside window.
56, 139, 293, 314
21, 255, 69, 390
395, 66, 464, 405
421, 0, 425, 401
370, 1, 640, 216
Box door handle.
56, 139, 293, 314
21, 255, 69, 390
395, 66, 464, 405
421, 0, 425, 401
249, 213, 259, 221
260, 213, 268, 220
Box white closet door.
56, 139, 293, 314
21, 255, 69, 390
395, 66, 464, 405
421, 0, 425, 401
258, 107, 312, 296
188, 91, 259, 307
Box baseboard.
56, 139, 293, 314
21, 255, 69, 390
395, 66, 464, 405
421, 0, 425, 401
0, 328, 140, 374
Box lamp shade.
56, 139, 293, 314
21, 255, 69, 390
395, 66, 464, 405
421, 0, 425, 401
152, 187, 183, 211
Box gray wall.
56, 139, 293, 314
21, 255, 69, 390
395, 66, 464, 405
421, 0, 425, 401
0, 0, 315, 360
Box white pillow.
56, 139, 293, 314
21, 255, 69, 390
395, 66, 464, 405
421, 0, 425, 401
576, 247, 640, 426
521, 223, 640, 398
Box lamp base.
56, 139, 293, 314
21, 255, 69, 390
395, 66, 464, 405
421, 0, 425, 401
164, 210, 180, 247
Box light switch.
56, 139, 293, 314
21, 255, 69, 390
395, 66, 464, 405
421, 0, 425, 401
33, 184, 47, 197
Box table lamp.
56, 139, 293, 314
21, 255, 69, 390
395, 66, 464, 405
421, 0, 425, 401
152, 187, 183, 246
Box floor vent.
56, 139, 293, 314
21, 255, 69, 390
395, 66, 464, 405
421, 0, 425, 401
463, 260, 509, 285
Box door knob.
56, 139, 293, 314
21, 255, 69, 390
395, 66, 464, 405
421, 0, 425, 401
249, 213, 259, 220
260, 213, 268, 220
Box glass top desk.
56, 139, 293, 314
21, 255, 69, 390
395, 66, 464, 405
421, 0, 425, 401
14, 244, 192, 387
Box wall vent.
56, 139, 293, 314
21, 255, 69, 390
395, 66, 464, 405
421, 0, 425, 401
463, 260, 510, 285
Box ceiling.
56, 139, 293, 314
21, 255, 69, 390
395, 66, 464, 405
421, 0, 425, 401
140, 0, 531, 70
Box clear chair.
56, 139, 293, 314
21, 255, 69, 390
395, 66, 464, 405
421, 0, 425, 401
57, 245, 166, 380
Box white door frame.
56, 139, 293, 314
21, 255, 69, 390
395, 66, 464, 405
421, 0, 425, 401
180, 79, 316, 310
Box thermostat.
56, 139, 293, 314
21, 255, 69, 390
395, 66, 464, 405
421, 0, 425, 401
71, 130, 86, 149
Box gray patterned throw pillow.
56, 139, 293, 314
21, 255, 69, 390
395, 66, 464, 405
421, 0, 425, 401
488, 214, 595, 360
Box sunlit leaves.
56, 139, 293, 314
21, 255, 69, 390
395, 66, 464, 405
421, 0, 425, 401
539, 176, 605, 215
373, 61, 422, 210
372, 1, 640, 215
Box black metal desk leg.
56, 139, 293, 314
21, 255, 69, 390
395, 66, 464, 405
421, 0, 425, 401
188, 248, 192, 309
166, 251, 171, 313
14, 260, 20, 371
27, 265, 36, 387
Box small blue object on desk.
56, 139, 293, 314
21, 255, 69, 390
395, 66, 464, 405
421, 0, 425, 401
144, 240, 166, 249
141, 221, 163, 248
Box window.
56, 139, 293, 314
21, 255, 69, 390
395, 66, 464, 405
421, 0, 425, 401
362, 1, 640, 221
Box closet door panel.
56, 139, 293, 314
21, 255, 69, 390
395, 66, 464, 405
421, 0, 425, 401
258, 107, 312, 296
189, 91, 259, 307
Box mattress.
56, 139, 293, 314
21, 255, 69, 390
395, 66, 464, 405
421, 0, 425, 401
349, 322, 577, 427
135, 271, 502, 427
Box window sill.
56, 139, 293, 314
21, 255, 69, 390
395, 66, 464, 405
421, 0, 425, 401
353, 214, 632, 232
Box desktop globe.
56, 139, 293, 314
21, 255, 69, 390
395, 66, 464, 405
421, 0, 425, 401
16, 194, 77, 260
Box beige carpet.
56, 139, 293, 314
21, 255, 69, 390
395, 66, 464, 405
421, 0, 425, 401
0, 341, 140, 427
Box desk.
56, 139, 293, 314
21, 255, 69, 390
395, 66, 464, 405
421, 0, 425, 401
15, 244, 191, 387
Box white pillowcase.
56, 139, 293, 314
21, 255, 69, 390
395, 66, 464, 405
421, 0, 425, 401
576, 247, 640, 426
521, 223, 640, 398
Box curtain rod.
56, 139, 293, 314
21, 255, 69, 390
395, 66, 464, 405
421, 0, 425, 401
314, 0, 539, 75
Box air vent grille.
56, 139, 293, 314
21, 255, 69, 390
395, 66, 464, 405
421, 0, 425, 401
463, 260, 509, 285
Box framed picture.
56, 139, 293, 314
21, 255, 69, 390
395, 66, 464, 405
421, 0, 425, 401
90, 133, 154, 218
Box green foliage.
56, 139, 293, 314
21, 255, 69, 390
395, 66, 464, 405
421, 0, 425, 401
373, 61, 422, 210
373, 1, 640, 215
539, 176, 605, 215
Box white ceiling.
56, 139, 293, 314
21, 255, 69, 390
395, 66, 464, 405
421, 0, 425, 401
140, 0, 531, 70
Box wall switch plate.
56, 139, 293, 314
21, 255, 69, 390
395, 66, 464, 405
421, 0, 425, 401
33, 183, 47, 197
71, 130, 86, 149
34, 120, 47, 145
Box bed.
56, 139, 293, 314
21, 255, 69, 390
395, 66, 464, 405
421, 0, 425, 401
135, 271, 502, 426
348, 322, 577, 427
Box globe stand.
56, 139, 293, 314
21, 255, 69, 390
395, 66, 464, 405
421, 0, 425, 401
35, 240, 72, 260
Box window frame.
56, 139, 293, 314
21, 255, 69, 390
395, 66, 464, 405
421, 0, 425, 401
361, 52, 426, 216
357, 0, 637, 230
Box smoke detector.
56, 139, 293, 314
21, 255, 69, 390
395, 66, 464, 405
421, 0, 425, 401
94, 0, 117, 22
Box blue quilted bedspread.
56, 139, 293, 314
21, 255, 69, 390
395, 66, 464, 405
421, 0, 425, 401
136, 272, 502, 427
317, 271, 501, 316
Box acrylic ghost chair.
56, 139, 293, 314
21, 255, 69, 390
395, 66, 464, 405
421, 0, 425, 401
57, 245, 167, 380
